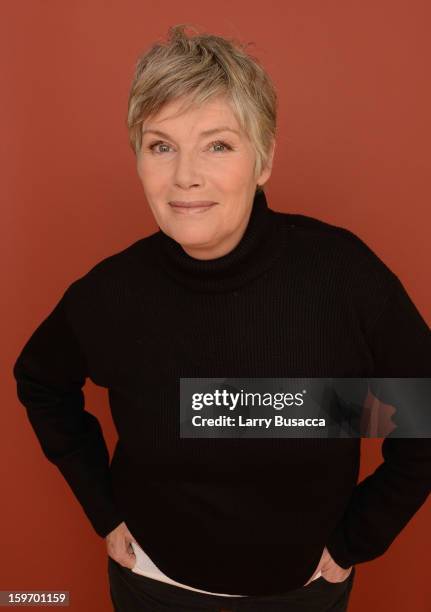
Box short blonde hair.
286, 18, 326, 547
126, 24, 277, 191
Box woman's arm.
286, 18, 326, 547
13, 285, 123, 538
326, 273, 431, 568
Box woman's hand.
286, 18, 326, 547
105, 521, 138, 569
304, 546, 353, 585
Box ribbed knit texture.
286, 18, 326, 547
13, 190, 431, 596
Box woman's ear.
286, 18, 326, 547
257, 138, 276, 187
268, 139, 276, 167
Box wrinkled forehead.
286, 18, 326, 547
142, 94, 241, 134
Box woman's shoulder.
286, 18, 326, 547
274, 208, 402, 295
277, 209, 394, 266
63, 232, 160, 301
275, 208, 374, 250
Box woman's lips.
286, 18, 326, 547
168, 202, 217, 213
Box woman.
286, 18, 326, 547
13, 24, 430, 612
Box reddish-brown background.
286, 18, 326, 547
3, 1, 430, 610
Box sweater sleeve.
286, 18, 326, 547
326, 273, 431, 568
12, 285, 123, 538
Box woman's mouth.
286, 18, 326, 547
168, 201, 217, 213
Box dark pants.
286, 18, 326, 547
108, 557, 355, 612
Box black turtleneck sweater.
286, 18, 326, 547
13, 190, 431, 596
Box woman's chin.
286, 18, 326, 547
170, 228, 217, 249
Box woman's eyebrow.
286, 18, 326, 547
142, 126, 240, 138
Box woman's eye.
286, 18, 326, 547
148, 141, 171, 154
147, 140, 232, 154
210, 140, 232, 152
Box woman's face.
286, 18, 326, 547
136, 95, 274, 260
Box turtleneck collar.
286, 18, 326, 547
154, 189, 286, 293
